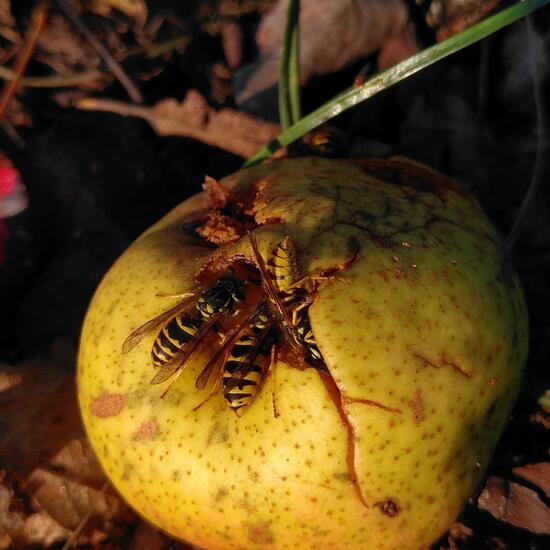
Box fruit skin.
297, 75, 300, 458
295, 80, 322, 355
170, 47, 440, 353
78, 157, 528, 550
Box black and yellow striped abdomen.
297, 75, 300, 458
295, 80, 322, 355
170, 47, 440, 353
222, 303, 272, 416
268, 236, 306, 309
223, 334, 270, 416
151, 315, 199, 367
294, 306, 327, 371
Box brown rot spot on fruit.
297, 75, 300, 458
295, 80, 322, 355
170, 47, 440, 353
133, 419, 158, 441
90, 393, 126, 418
206, 421, 230, 446
378, 499, 400, 517
213, 486, 229, 502
410, 389, 425, 425
245, 521, 275, 545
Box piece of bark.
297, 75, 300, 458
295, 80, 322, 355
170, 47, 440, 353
77, 90, 281, 158
478, 476, 550, 535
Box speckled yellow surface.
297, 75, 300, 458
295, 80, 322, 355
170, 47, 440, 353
78, 158, 528, 549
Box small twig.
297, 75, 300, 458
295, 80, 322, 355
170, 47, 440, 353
1, 120, 25, 148
0, 66, 106, 88
0, 1, 48, 123
95, 0, 143, 18
55, 0, 143, 103
505, 15, 548, 254
60, 479, 110, 550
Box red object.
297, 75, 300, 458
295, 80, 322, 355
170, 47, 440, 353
0, 153, 26, 266
0, 163, 17, 197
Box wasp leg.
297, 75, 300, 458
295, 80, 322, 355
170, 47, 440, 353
193, 357, 226, 412
155, 291, 196, 299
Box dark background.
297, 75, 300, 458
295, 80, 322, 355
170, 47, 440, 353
0, 1, 549, 548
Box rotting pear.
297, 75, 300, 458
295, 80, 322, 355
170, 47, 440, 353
78, 157, 528, 550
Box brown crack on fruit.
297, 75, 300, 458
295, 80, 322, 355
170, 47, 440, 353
413, 352, 473, 378
318, 375, 369, 508
342, 395, 403, 415
318, 375, 403, 509
90, 393, 126, 418
133, 419, 158, 441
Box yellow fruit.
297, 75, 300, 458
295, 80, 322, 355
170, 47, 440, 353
78, 157, 528, 549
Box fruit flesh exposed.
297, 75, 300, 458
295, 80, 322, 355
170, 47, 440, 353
78, 157, 528, 549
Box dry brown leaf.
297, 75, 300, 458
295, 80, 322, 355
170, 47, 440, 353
444, 522, 474, 549
513, 462, 550, 499
236, 0, 413, 104
92, 0, 147, 22
426, 0, 500, 41
77, 90, 281, 158
0, 0, 17, 36
1, 470, 71, 549
0, 343, 136, 548
530, 408, 550, 429
37, 14, 100, 72
478, 476, 550, 535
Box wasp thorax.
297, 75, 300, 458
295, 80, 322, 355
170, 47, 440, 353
79, 158, 528, 550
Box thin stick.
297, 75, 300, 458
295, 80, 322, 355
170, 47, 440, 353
0, 66, 105, 88
56, 0, 143, 103
505, 15, 548, 254
0, 1, 48, 123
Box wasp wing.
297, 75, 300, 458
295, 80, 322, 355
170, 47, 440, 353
195, 308, 260, 391
221, 322, 275, 395
247, 232, 301, 346
149, 312, 221, 386
122, 293, 197, 354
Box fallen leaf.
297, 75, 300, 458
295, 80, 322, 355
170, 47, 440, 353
0, 344, 136, 548
235, 0, 412, 104
76, 90, 281, 158
440, 522, 474, 550
221, 20, 243, 69
426, 0, 500, 41
478, 476, 550, 535
0, 470, 70, 549
530, 408, 550, 429
513, 462, 550, 499
94, 0, 147, 22
37, 14, 99, 72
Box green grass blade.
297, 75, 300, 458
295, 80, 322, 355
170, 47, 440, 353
279, 0, 301, 130
247, 0, 550, 166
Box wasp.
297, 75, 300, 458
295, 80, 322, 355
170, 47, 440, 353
261, 234, 328, 372
195, 302, 276, 416
193, 234, 331, 416
121, 271, 247, 395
